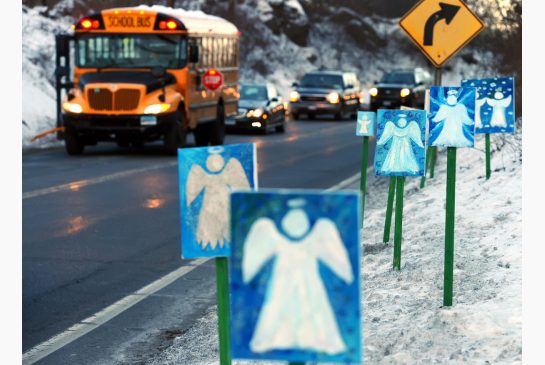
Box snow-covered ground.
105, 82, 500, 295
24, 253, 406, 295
147, 131, 522, 365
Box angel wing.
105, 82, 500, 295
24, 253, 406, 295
454, 103, 474, 126
222, 158, 251, 189
242, 217, 283, 283
431, 104, 449, 123
488, 95, 512, 108
309, 218, 353, 284
407, 121, 424, 148
476, 97, 487, 107
377, 121, 395, 145
186, 164, 208, 206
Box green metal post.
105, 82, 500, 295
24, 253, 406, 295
429, 146, 437, 179
215, 257, 231, 365
360, 136, 369, 227
288, 363, 306, 365
485, 133, 491, 179
443, 147, 456, 306
383, 176, 396, 243
393, 176, 405, 270
420, 146, 432, 188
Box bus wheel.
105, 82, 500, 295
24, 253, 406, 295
210, 103, 225, 145
193, 124, 210, 147
64, 125, 84, 155
164, 109, 187, 155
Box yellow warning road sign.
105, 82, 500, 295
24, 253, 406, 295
399, 0, 485, 67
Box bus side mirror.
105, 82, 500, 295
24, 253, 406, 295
189, 44, 199, 63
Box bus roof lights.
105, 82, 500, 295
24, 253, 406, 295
166, 20, 177, 30
81, 19, 92, 29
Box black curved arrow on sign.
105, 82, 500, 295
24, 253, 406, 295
423, 2, 461, 46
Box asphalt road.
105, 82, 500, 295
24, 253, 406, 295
22, 116, 376, 364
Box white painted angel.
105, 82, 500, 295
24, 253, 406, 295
242, 200, 353, 354
377, 115, 424, 174
475, 96, 487, 129
487, 90, 512, 128
186, 149, 250, 249
358, 117, 369, 134
431, 89, 474, 147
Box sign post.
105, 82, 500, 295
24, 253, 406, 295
443, 147, 456, 306
383, 177, 396, 243
355, 111, 376, 228
393, 176, 405, 269
216, 257, 231, 365
485, 133, 491, 179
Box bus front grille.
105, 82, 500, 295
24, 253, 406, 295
114, 89, 140, 110
87, 88, 113, 110
87, 88, 141, 111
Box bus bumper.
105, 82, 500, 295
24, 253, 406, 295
62, 112, 177, 142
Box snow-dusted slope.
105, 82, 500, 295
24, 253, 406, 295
22, 5, 72, 148
146, 131, 521, 364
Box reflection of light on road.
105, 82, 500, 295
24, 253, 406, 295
287, 135, 299, 142
144, 198, 165, 209
69, 183, 82, 191
64, 216, 91, 236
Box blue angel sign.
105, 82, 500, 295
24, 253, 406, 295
178, 143, 257, 259
229, 190, 362, 363
429, 86, 476, 148
461, 76, 515, 134
374, 109, 427, 176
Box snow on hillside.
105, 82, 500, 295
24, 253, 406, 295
22, 5, 72, 149
147, 131, 522, 365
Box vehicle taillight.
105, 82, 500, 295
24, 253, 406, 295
75, 13, 105, 30
153, 13, 185, 31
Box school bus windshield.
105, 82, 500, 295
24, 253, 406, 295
76, 34, 187, 69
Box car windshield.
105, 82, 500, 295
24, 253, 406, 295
240, 85, 268, 101
76, 34, 187, 69
300, 74, 344, 89
380, 72, 415, 84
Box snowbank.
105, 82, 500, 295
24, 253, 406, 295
22, 5, 72, 149
147, 132, 521, 364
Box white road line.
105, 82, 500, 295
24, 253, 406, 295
22, 168, 363, 364
22, 123, 353, 201
22, 258, 209, 365
22, 162, 178, 200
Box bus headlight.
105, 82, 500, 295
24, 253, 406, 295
400, 88, 411, 97
369, 88, 378, 97
63, 102, 82, 114
144, 103, 171, 114
326, 92, 340, 104
289, 91, 300, 102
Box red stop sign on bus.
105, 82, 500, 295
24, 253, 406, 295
202, 68, 223, 91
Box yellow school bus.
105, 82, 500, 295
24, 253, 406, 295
55, 6, 240, 155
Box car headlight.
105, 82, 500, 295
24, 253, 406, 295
144, 103, 171, 114
400, 88, 411, 97
289, 91, 300, 102
63, 102, 82, 114
369, 88, 378, 97
326, 92, 340, 104
247, 108, 265, 118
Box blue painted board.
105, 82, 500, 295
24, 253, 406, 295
178, 143, 257, 259
229, 190, 362, 363
374, 109, 427, 176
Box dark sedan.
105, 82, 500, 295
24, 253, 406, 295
226, 83, 286, 134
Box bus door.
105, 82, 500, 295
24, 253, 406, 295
54, 33, 74, 139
